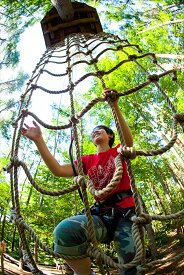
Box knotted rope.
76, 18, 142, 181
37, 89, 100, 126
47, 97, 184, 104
5, 32, 184, 274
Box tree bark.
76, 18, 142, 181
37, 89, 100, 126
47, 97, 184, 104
149, 181, 169, 215
51, 0, 74, 21
133, 102, 184, 167
161, 157, 184, 189
11, 226, 17, 252
34, 242, 38, 263
1, 253, 4, 274
138, 193, 159, 260
1, 215, 6, 242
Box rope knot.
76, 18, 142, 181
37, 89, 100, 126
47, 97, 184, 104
131, 214, 152, 224
21, 109, 28, 117
104, 89, 119, 102
87, 50, 92, 55
173, 113, 184, 123
74, 175, 86, 188
128, 54, 137, 60
12, 121, 18, 128
89, 58, 98, 65
116, 45, 123, 50
140, 213, 152, 224
11, 157, 21, 167
66, 67, 72, 73
31, 84, 37, 90
148, 74, 159, 82
151, 54, 157, 64
69, 115, 79, 125
9, 208, 23, 224
20, 94, 25, 102
97, 70, 105, 78
68, 83, 75, 90
172, 71, 177, 81
119, 146, 137, 159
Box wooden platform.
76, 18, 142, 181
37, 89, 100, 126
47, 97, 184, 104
1, 260, 63, 275
41, 1, 103, 48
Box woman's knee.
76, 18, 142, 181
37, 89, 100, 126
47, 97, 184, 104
54, 216, 88, 246
53, 215, 108, 256
53, 216, 90, 256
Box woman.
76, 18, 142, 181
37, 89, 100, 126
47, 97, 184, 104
21, 89, 136, 275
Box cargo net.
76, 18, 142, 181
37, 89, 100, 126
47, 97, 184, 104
5, 32, 184, 275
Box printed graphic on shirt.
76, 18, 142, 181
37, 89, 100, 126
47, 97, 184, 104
88, 156, 116, 189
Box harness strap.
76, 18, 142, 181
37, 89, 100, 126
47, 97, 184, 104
94, 188, 133, 208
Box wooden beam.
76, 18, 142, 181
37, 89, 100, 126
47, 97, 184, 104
42, 7, 96, 24
43, 17, 99, 33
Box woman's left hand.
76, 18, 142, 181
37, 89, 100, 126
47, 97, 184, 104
102, 88, 119, 103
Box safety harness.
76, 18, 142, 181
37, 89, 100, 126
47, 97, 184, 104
76, 189, 135, 243
93, 188, 133, 209
69, 136, 135, 242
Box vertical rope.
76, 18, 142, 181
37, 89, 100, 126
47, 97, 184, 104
66, 35, 105, 274
107, 98, 145, 267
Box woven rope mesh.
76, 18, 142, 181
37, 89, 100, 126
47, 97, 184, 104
8, 32, 184, 274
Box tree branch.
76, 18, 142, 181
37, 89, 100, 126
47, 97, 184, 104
138, 19, 184, 33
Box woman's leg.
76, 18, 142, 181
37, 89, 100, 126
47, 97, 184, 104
53, 215, 108, 275
66, 257, 91, 275
114, 218, 137, 275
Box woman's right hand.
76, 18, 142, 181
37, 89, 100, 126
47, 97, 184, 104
21, 121, 42, 142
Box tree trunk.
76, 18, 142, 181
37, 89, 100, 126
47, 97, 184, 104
51, 0, 74, 21
161, 157, 184, 189
0, 101, 19, 114
138, 193, 159, 260
11, 226, 17, 252
133, 102, 184, 168
1, 215, 6, 241
34, 242, 38, 263
149, 181, 169, 215
1, 253, 4, 274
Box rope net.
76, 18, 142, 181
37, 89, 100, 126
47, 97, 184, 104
5, 32, 184, 275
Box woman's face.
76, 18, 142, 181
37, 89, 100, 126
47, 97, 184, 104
91, 127, 112, 146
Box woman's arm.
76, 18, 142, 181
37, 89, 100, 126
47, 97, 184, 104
111, 101, 133, 147
21, 121, 76, 177
102, 89, 133, 147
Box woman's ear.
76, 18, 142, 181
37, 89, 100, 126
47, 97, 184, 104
108, 134, 114, 140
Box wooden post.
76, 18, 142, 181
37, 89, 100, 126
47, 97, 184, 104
0, 241, 6, 274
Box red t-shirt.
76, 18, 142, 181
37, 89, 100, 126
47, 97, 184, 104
79, 144, 135, 209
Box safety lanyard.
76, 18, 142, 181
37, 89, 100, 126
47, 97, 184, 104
69, 134, 83, 202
